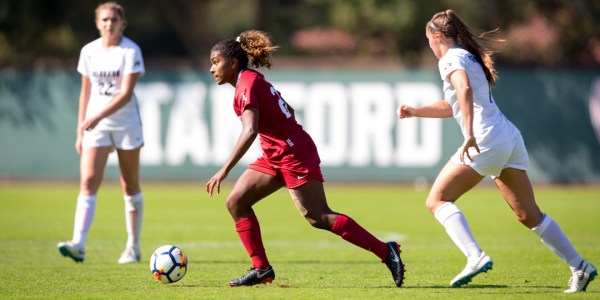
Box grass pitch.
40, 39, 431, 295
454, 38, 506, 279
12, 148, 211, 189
0, 182, 599, 299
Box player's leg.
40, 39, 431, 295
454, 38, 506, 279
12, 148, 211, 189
288, 180, 405, 287
227, 168, 284, 286
426, 160, 492, 287
115, 147, 143, 263
58, 145, 111, 262
495, 168, 596, 293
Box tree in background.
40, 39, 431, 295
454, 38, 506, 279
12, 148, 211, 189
0, 0, 598, 69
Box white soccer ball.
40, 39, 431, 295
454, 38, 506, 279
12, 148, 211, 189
149, 245, 188, 283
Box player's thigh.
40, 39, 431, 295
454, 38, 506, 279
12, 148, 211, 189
228, 168, 285, 209
79, 146, 112, 193
427, 160, 484, 210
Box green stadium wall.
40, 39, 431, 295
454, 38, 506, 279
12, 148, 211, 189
1, 69, 599, 183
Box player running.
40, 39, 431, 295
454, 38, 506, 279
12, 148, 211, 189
205, 30, 405, 287
397, 9, 596, 293
57, 1, 145, 264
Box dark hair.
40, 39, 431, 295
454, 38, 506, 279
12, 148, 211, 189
211, 30, 279, 69
427, 10, 502, 86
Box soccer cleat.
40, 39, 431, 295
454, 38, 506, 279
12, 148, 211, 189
229, 266, 275, 287
118, 247, 141, 264
450, 252, 493, 287
57, 241, 85, 263
384, 241, 405, 287
564, 261, 597, 293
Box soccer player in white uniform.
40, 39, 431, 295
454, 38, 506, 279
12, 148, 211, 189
397, 9, 596, 293
58, 2, 145, 264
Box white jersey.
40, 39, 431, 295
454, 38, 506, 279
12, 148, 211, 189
77, 36, 145, 130
439, 47, 518, 148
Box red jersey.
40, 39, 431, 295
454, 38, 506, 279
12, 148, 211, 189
233, 69, 318, 165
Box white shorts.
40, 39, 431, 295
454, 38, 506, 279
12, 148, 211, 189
451, 133, 529, 178
82, 127, 144, 150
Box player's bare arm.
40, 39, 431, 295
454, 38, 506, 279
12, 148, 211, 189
80, 72, 142, 131
206, 107, 259, 196
450, 69, 479, 162
397, 100, 452, 119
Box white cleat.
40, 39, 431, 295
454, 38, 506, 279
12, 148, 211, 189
57, 241, 85, 263
564, 261, 597, 293
118, 247, 141, 264
450, 252, 493, 287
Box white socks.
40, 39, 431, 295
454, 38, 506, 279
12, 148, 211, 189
434, 202, 482, 258
124, 191, 144, 251
72, 194, 97, 247
434, 203, 584, 271
532, 214, 583, 271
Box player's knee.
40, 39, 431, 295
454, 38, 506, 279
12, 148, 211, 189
225, 197, 247, 218
304, 214, 330, 230
426, 193, 454, 214
514, 210, 542, 229
80, 174, 102, 194
425, 197, 439, 213
225, 198, 237, 214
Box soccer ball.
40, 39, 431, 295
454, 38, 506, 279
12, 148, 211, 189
150, 245, 188, 283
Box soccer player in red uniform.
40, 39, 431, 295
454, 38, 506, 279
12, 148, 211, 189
206, 30, 405, 287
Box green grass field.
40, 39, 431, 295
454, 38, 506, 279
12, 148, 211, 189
0, 182, 598, 299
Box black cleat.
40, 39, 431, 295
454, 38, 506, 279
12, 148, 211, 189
229, 265, 275, 287
384, 241, 405, 287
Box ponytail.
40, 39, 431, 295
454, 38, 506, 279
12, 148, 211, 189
428, 10, 502, 86
236, 30, 279, 69
211, 30, 278, 70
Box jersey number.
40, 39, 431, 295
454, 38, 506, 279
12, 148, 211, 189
270, 86, 293, 119
98, 81, 115, 96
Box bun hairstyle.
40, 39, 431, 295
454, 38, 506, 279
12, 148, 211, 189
428, 9, 501, 86
211, 30, 279, 69
95, 2, 128, 30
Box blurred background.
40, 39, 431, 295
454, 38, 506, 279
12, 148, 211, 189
1, 0, 599, 184
1, 0, 599, 69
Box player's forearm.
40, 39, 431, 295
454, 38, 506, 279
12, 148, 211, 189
222, 128, 257, 173
415, 100, 453, 118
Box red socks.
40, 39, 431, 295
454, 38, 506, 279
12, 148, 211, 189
236, 214, 389, 268
235, 215, 270, 270
331, 214, 389, 261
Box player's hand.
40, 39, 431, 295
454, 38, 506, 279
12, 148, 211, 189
206, 168, 228, 197
459, 136, 480, 164
397, 104, 416, 119
80, 117, 100, 131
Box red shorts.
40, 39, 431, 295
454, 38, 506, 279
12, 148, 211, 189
249, 152, 324, 188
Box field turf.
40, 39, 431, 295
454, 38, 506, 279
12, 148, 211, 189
0, 182, 599, 299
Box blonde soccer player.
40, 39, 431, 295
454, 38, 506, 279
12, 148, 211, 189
397, 9, 596, 293
58, 1, 145, 264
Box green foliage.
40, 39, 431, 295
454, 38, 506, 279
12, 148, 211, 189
0, 183, 599, 299
0, 0, 598, 68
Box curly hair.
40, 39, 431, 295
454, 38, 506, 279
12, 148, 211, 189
211, 30, 279, 69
